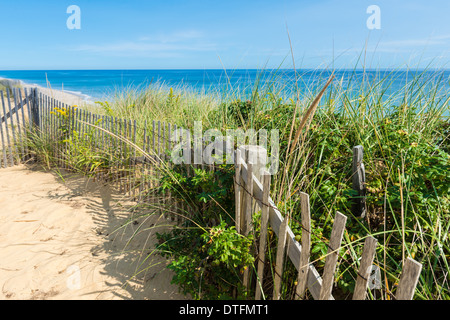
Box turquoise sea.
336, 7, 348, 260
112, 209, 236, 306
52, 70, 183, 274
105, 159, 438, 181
0, 69, 449, 102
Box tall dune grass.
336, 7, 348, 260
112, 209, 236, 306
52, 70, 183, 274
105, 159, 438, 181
31, 66, 450, 299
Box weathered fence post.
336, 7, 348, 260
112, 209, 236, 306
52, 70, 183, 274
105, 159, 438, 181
234, 149, 243, 234
242, 160, 253, 290
396, 257, 422, 300
319, 211, 347, 300
352, 145, 366, 218
353, 236, 378, 300
295, 192, 311, 299
255, 169, 271, 300
31, 88, 40, 130
273, 215, 289, 300
237, 145, 268, 233
236, 145, 268, 293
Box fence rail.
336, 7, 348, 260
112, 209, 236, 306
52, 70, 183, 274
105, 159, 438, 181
0, 88, 423, 300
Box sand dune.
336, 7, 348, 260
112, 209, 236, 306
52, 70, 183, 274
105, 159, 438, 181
0, 165, 186, 300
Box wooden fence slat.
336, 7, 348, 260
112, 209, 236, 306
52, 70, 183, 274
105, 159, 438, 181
234, 149, 242, 234
0, 94, 7, 167
97, 114, 104, 179
62, 101, 67, 167
39, 91, 43, 133
143, 128, 149, 202
66, 103, 71, 169
242, 161, 254, 291
124, 118, 129, 191
121, 118, 126, 191
396, 257, 422, 300
126, 119, 132, 194
73, 106, 78, 157
353, 236, 378, 300
64, 102, 69, 167
273, 213, 289, 300
80, 108, 85, 141
168, 122, 171, 152
49, 97, 54, 162
113, 116, 120, 186
102, 115, 108, 181
132, 119, 137, 198
163, 121, 166, 155
40, 92, 45, 144
140, 120, 147, 202
176, 127, 183, 222
24, 88, 33, 150
0, 105, 7, 167
157, 120, 161, 160
352, 145, 366, 218
60, 102, 66, 169
244, 161, 254, 236
319, 211, 347, 300
6, 90, 19, 165
28, 89, 35, 159
31, 88, 40, 130
152, 120, 155, 153
55, 100, 59, 166
18, 88, 29, 160
255, 170, 271, 300
167, 123, 173, 218
1, 93, 13, 167
146, 125, 151, 203
12, 89, 25, 161
295, 191, 311, 299
55, 100, 60, 166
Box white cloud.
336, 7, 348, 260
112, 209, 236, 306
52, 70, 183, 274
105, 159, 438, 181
71, 30, 217, 56
137, 30, 205, 43
374, 34, 450, 52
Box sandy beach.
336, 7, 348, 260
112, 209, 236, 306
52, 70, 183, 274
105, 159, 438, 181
0, 164, 186, 300
0, 77, 91, 107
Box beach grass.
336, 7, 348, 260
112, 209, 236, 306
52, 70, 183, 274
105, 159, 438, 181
26, 66, 450, 299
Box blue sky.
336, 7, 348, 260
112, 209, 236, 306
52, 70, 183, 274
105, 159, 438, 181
0, 0, 449, 69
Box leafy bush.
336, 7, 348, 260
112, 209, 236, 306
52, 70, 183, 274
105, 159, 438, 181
156, 164, 256, 299
158, 220, 254, 299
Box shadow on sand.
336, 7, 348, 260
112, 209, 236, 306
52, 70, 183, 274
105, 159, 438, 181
39, 166, 187, 300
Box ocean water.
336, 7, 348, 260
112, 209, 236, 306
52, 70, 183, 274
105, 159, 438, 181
0, 69, 449, 103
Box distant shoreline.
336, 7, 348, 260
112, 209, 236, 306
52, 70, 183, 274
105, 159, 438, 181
0, 77, 93, 106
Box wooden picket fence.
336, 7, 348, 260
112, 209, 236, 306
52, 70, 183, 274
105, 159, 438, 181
1, 88, 218, 229
1, 88, 168, 197
0, 88, 36, 168
1, 87, 423, 300
233, 146, 423, 300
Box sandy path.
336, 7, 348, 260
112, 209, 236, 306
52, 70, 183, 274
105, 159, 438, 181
0, 165, 186, 300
